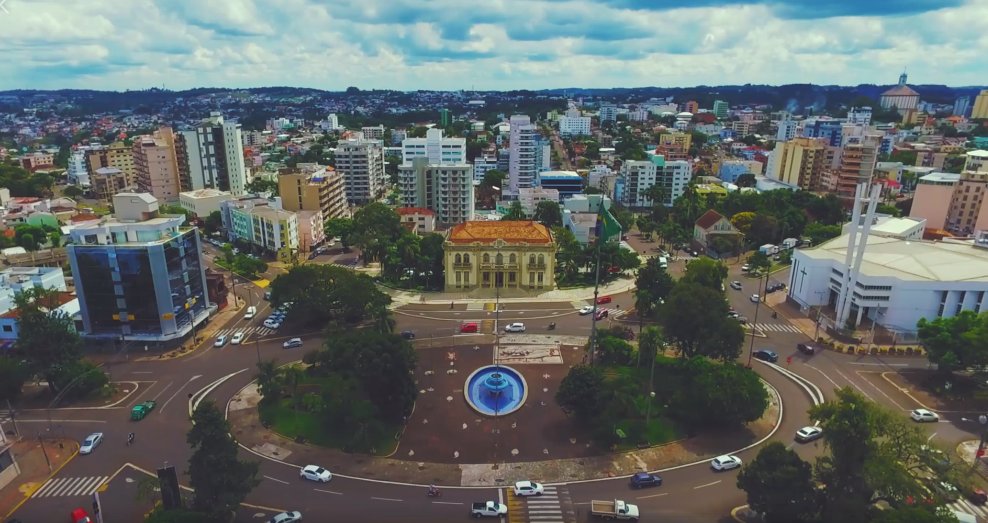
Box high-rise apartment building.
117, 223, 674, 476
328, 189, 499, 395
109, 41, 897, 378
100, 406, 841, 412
776, 117, 798, 142
508, 115, 539, 194
953, 96, 971, 117
558, 109, 591, 136
618, 154, 691, 208
67, 193, 210, 341
361, 125, 386, 140
399, 157, 474, 225
401, 128, 466, 165
910, 151, 988, 234
972, 90, 988, 120
472, 155, 499, 182
86, 141, 137, 187
847, 107, 872, 126
712, 100, 729, 119
277, 165, 347, 222
181, 112, 250, 196
134, 127, 183, 202
598, 103, 617, 123
67, 147, 91, 187
767, 137, 830, 190
335, 137, 386, 205
833, 135, 880, 199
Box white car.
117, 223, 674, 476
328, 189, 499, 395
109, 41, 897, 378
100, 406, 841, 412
214, 335, 228, 347
795, 426, 823, 443
79, 432, 103, 455
263, 319, 281, 329
299, 464, 332, 482
513, 480, 544, 496
578, 305, 594, 315
910, 408, 940, 423
710, 455, 743, 471
730, 280, 742, 290
283, 338, 303, 349
750, 294, 760, 303
231, 332, 245, 345
741, 264, 750, 272
504, 322, 526, 333
269, 511, 302, 523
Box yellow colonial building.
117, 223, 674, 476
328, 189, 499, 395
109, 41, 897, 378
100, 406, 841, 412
444, 221, 556, 294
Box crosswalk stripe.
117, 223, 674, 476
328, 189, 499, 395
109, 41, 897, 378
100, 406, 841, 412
32, 476, 108, 498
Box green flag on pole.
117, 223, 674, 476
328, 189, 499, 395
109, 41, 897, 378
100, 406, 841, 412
596, 205, 622, 243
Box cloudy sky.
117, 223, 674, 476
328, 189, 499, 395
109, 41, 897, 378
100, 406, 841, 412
1, 0, 984, 91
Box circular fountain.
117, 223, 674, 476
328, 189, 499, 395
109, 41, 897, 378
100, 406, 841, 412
464, 365, 528, 416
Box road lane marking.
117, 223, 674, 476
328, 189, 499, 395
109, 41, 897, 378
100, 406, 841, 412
370, 496, 403, 502
849, 362, 908, 367
432, 501, 463, 505
834, 367, 873, 400
855, 371, 906, 410
880, 372, 934, 411
159, 375, 202, 414
636, 492, 668, 499
693, 480, 721, 489
263, 475, 289, 485
131, 371, 154, 374
151, 381, 173, 402
314, 488, 342, 495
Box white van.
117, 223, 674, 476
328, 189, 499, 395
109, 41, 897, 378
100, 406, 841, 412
243, 306, 257, 320
658, 256, 668, 269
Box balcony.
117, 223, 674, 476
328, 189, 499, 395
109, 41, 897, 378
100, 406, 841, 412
453, 262, 472, 269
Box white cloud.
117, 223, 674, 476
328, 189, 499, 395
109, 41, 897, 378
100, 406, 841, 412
0, 0, 983, 90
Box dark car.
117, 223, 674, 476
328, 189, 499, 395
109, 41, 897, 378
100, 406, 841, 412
753, 349, 778, 363
968, 487, 988, 505
797, 343, 817, 355
629, 472, 663, 489
400, 330, 415, 340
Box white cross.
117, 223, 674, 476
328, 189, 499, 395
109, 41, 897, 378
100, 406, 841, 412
0, 1, 8, 14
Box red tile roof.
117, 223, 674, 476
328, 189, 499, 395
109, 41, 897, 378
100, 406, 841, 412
695, 209, 726, 230
447, 220, 553, 244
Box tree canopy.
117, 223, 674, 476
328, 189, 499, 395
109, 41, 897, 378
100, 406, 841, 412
916, 311, 988, 374
351, 203, 403, 263
533, 200, 563, 228
187, 400, 259, 520
660, 281, 744, 360
269, 264, 391, 329
737, 442, 818, 523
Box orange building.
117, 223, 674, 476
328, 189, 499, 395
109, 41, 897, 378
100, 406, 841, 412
443, 221, 556, 294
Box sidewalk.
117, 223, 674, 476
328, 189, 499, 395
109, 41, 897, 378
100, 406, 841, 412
384, 277, 638, 308
1, 437, 78, 519
137, 297, 247, 361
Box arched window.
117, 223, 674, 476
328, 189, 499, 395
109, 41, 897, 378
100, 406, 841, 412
538, 254, 545, 266
496, 253, 504, 265
455, 254, 462, 264
483, 253, 490, 263
529, 254, 536, 266
463, 254, 470, 264
509, 253, 516, 264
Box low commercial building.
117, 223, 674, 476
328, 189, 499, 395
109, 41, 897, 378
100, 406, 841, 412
179, 189, 232, 219
397, 207, 436, 234
277, 166, 348, 222
789, 232, 988, 337
443, 221, 556, 294
296, 210, 325, 253
537, 171, 584, 201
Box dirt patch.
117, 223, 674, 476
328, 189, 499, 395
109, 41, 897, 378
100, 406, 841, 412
17, 382, 134, 410
884, 369, 986, 411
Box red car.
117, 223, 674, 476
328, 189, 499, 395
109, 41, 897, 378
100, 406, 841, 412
594, 309, 609, 320
596, 296, 612, 305
71, 508, 92, 523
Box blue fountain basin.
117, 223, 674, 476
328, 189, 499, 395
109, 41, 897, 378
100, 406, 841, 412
464, 365, 528, 416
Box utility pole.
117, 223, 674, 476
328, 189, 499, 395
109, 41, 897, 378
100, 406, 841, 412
588, 218, 604, 367
746, 271, 768, 367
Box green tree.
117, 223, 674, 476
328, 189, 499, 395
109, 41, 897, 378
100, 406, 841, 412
644, 184, 667, 207
671, 357, 768, 427
311, 330, 417, 422
804, 222, 842, 246
144, 508, 210, 523
187, 400, 259, 520
730, 211, 756, 235
556, 365, 606, 421
552, 226, 585, 283
14, 287, 87, 394
203, 211, 222, 234
62, 185, 85, 198
596, 335, 635, 366
748, 213, 780, 246
417, 233, 446, 290
747, 251, 771, 274
871, 507, 960, 523
682, 258, 728, 292
735, 172, 756, 188
737, 442, 818, 523
635, 257, 674, 320
324, 218, 354, 249
269, 265, 391, 328
533, 200, 563, 227
255, 359, 282, 407
501, 200, 527, 220
877, 203, 902, 217
638, 326, 664, 369
0, 357, 29, 403
660, 282, 741, 359
245, 178, 278, 194
916, 311, 988, 374
351, 203, 403, 262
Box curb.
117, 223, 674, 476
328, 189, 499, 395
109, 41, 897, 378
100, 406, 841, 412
4, 440, 80, 520
730, 504, 753, 522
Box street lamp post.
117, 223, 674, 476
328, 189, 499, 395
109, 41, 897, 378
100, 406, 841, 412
644, 391, 656, 434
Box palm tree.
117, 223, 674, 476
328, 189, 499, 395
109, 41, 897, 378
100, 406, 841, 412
255, 360, 281, 404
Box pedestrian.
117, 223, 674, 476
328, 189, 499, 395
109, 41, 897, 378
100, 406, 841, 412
450, 301, 454, 309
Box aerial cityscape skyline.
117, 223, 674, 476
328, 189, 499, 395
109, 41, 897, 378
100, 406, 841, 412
2, 0, 986, 91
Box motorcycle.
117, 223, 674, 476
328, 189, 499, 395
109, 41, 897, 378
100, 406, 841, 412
427, 487, 442, 498
548, 322, 556, 330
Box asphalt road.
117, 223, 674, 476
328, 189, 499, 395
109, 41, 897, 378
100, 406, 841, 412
9, 263, 982, 523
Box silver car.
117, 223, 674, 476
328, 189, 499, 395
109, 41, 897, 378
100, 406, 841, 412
79, 432, 103, 455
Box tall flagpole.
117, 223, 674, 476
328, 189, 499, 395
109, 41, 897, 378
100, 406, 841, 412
588, 202, 604, 367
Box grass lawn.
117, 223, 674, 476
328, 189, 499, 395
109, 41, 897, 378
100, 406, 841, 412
614, 415, 684, 450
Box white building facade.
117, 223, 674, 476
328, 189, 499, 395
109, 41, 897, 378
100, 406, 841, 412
181, 112, 250, 196
401, 128, 466, 165
508, 115, 539, 194
618, 155, 691, 208
559, 115, 591, 136
335, 137, 387, 205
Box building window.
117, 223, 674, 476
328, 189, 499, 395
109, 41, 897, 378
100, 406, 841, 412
1, 325, 11, 332
483, 253, 490, 264
509, 253, 516, 264
538, 254, 545, 266
464, 272, 469, 285
937, 291, 947, 317
529, 254, 536, 266
455, 254, 462, 264
496, 253, 503, 265
508, 272, 516, 284
538, 272, 544, 285
456, 272, 462, 287
463, 254, 470, 264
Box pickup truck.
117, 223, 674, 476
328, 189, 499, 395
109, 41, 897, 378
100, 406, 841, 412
590, 499, 639, 520
470, 501, 507, 518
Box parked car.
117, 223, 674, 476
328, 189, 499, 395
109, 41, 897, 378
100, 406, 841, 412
79, 432, 103, 455
269, 511, 302, 523
730, 280, 742, 290
504, 322, 526, 333
596, 296, 612, 305
797, 343, 817, 355
214, 335, 228, 347
283, 338, 303, 349
299, 465, 332, 482
629, 472, 662, 489
460, 322, 479, 333
795, 426, 823, 443
753, 349, 778, 363
750, 294, 760, 303
513, 480, 544, 496
231, 332, 245, 345
741, 264, 750, 272
710, 455, 742, 471
400, 330, 415, 340
263, 319, 281, 329
579, 305, 594, 315
910, 408, 940, 423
